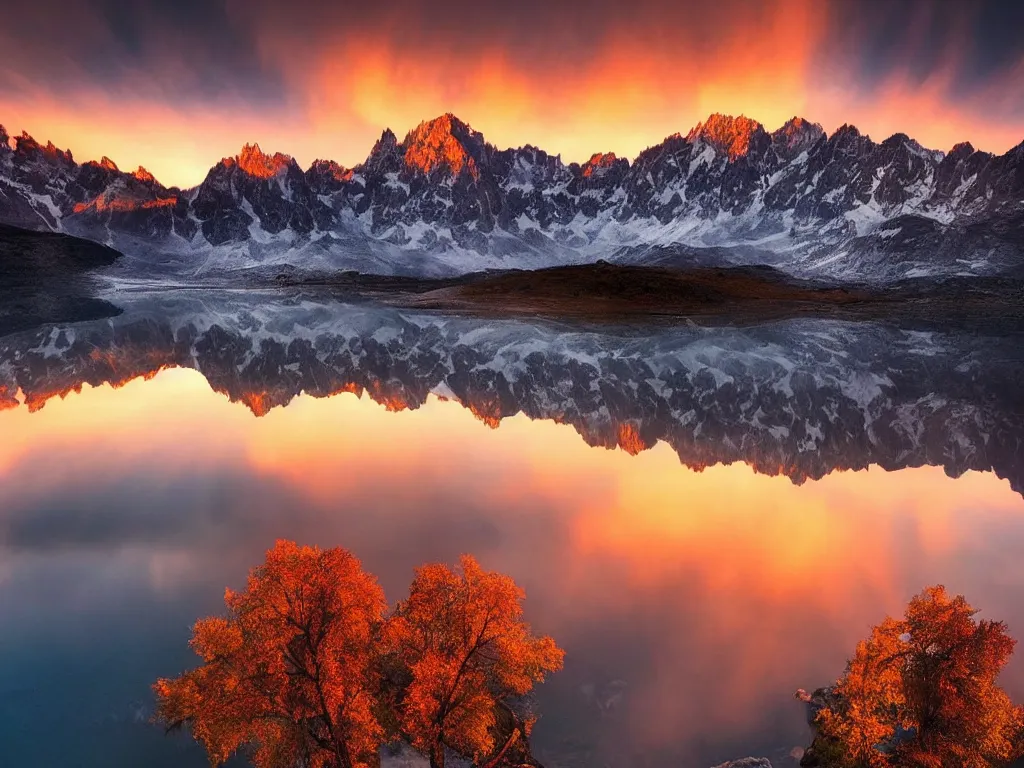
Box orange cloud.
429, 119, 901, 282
2, 0, 1020, 189
280, 0, 826, 163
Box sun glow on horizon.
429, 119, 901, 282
2, 0, 1021, 190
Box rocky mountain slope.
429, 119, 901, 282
2, 292, 1020, 495
0, 114, 1022, 281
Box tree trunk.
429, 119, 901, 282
429, 740, 445, 768
479, 727, 519, 768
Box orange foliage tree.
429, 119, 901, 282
154, 540, 388, 768
817, 585, 1024, 768
154, 545, 563, 768
387, 555, 565, 768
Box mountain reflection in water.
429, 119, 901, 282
1, 290, 1022, 492
1, 292, 1023, 768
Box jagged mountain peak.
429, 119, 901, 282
359, 128, 403, 176
367, 128, 400, 159
84, 155, 120, 173
504, 143, 545, 163
824, 124, 873, 158
772, 117, 825, 151
374, 127, 399, 151
581, 152, 627, 177
687, 113, 766, 159
781, 116, 816, 130
406, 112, 475, 139
880, 132, 934, 158
949, 141, 976, 158
0, 125, 9, 150
14, 131, 74, 163
830, 123, 863, 142
225, 142, 296, 179
402, 113, 486, 178
307, 158, 353, 183
132, 166, 157, 185
239, 391, 275, 417
882, 131, 912, 145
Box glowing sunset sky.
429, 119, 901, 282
1, 0, 1022, 189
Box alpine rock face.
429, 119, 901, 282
1, 292, 1021, 495
1, 113, 1022, 280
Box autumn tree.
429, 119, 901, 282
817, 585, 1024, 768
154, 540, 388, 768
387, 554, 565, 768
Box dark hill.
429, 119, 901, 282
0, 224, 121, 336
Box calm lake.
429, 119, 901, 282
1, 291, 1023, 767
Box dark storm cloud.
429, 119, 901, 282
0, 0, 285, 104
824, 0, 1024, 98
3, 0, 1020, 103
223, 0, 782, 53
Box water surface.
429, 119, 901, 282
1, 293, 1023, 767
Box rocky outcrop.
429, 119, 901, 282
687, 113, 769, 160
191, 143, 331, 244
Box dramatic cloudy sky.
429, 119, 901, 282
1, 0, 1022, 188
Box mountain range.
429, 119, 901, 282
1, 113, 1022, 281
2, 292, 1020, 495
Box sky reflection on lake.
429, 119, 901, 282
2, 367, 1023, 767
